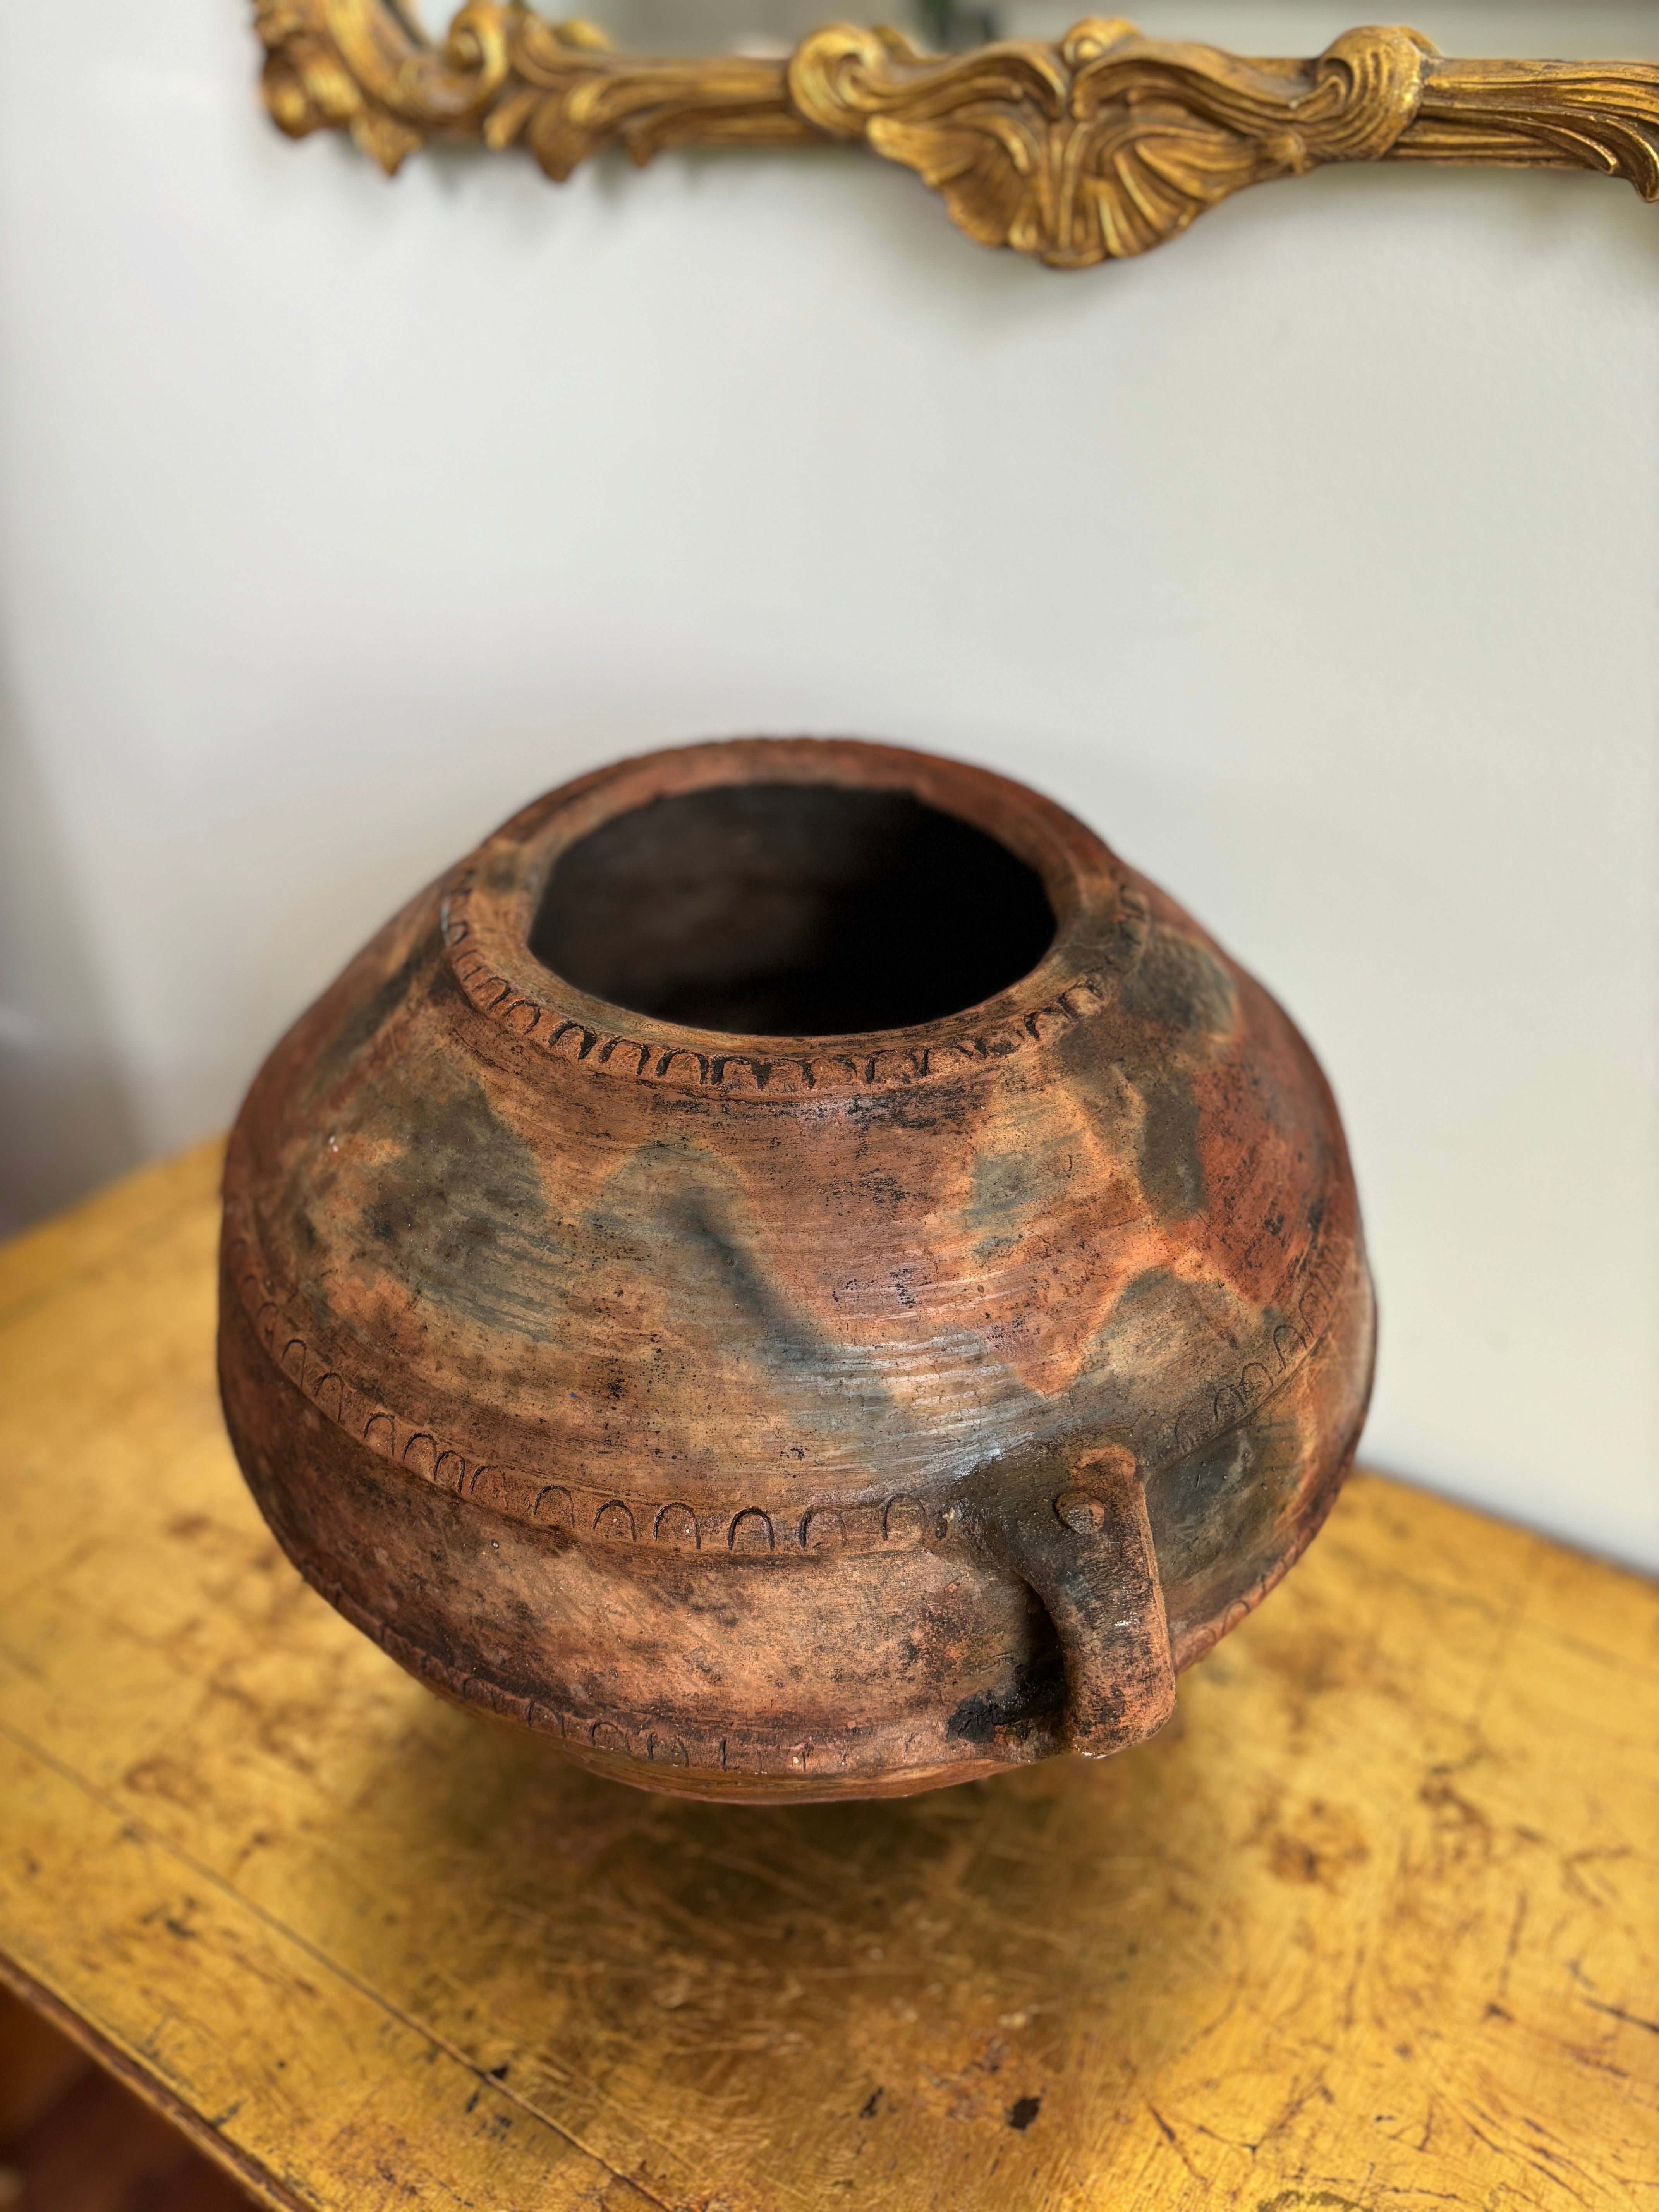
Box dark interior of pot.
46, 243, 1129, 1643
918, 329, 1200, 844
530, 783, 1056, 1036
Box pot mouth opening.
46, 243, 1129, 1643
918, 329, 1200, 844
528, 781, 1058, 1038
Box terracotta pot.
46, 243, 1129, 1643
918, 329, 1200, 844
220, 737, 1374, 1801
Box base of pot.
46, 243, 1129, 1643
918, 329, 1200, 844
529, 1731, 1024, 1804
450, 1689, 1183, 1802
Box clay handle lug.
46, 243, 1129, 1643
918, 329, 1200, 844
977, 1444, 1175, 1759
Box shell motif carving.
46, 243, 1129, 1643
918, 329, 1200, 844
252, 2, 1659, 267
788, 19, 1432, 267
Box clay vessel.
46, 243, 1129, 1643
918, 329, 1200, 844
220, 737, 1375, 1801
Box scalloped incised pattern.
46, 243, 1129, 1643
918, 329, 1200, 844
439, 871, 1151, 1095
225, 1204, 1352, 1551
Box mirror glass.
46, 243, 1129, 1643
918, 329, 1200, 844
593, 0, 1007, 47
404, 1, 1659, 60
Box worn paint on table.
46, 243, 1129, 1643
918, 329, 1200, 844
0, 1145, 1654, 2208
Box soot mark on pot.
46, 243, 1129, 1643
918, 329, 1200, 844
1148, 1408, 1303, 1638
1119, 929, 1237, 1042
964, 1109, 1083, 1267
1135, 1072, 1206, 1222
1146, 1427, 1261, 1578
668, 1188, 824, 1379
352, 1069, 565, 1341
301, 923, 434, 1110
1057, 925, 1231, 1224
583, 1147, 904, 1443
946, 1625, 1065, 1746
1082, 1267, 1213, 1395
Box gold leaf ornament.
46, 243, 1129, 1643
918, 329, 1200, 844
254, 0, 807, 179
256, 0, 519, 168
252, 3, 1659, 266
498, 10, 809, 181
788, 19, 1437, 266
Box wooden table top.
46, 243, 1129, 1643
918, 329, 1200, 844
0, 1144, 1653, 2210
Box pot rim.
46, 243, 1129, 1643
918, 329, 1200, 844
440, 735, 1151, 1097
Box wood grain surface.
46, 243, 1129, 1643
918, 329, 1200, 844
0, 1982, 255, 2211
0, 1144, 1654, 2210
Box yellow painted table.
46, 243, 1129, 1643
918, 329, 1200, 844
0, 1147, 1654, 2210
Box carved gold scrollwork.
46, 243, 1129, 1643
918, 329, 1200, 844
1399, 55, 1659, 197
255, 0, 811, 178
252, 3, 1659, 267
788, 19, 1432, 265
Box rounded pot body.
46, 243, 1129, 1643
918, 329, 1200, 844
220, 737, 1374, 1800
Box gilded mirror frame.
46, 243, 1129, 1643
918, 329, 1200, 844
254, 3, 1659, 268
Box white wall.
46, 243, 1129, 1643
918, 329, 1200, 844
2, 1, 1655, 1569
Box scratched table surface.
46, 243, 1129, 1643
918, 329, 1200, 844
0, 1146, 1654, 2212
